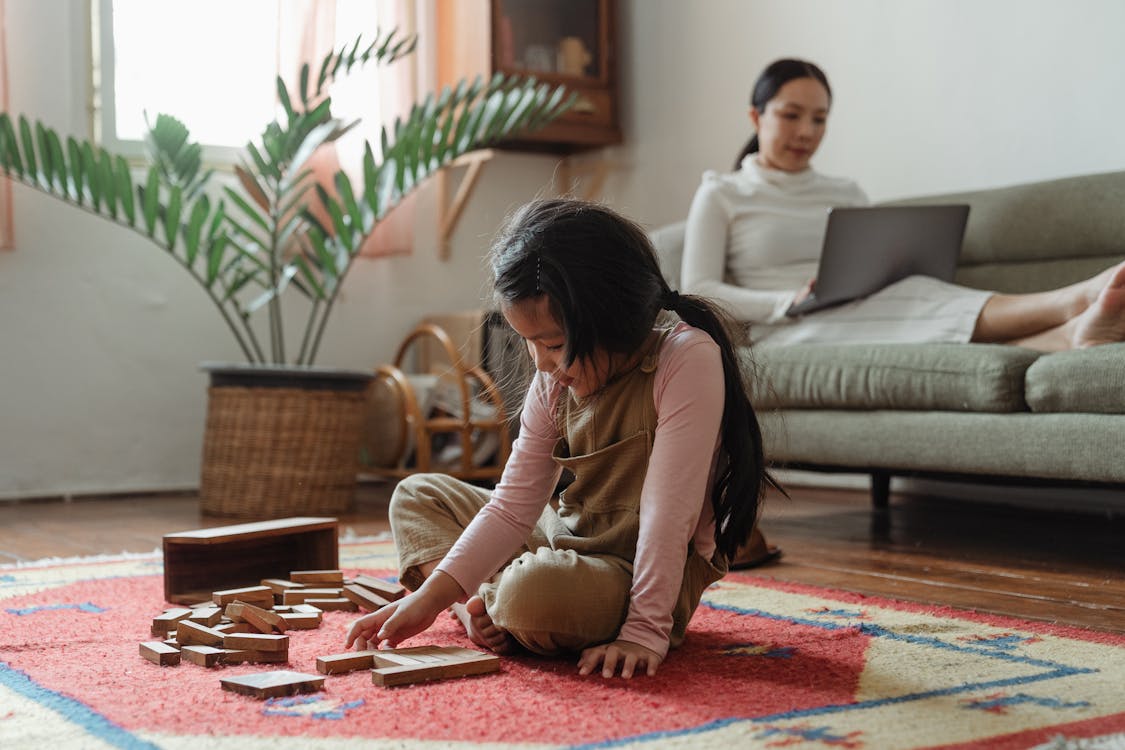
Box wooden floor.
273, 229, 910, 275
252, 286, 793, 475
1, 481, 1122, 634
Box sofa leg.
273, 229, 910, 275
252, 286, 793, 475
871, 471, 891, 511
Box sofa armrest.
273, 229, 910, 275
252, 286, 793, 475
649, 221, 686, 291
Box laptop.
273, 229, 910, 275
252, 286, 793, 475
785, 204, 970, 317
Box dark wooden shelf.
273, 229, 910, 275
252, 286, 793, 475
437, 0, 621, 154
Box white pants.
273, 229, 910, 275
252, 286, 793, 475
756, 275, 992, 347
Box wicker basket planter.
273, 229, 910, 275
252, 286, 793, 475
199, 363, 374, 519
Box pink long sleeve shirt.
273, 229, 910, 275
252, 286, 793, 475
435, 322, 724, 658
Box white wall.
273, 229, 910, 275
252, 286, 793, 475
3, 0, 1125, 499
609, 0, 1125, 223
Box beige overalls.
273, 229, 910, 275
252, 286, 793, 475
390, 330, 727, 655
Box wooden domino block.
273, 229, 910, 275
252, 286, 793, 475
186, 606, 223, 626
343, 584, 392, 612
290, 569, 344, 585
220, 670, 325, 699
223, 632, 290, 652
277, 611, 321, 630
213, 621, 256, 635
315, 650, 380, 674
225, 601, 286, 633
369, 645, 463, 667
261, 579, 304, 596
139, 641, 181, 666
151, 608, 192, 636
351, 575, 406, 601
370, 646, 500, 687
290, 603, 323, 614
175, 620, 227, 647
180, 645, 225, 667
219, 648, 289, 665
304, 597, 357, 612
213, 586, 274, 607
282, 587, 343, 605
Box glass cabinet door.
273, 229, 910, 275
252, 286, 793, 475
492, 0, 608, 84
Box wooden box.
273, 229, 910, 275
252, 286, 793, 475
163, 517, 338, 604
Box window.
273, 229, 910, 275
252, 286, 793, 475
91, 0, 395, 165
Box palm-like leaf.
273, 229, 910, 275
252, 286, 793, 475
145, 113, 213, 201
0, 30, 573, 365
293, 73, 575, 362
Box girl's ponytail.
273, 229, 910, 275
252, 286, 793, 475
661, 288, 779, 561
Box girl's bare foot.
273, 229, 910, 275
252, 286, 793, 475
1072, 263, 1125, 348
450, 595, 517, 655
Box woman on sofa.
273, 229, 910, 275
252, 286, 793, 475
682, 58, 1125, 351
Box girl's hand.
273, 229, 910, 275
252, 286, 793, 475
343, 571, 463, 650
577, 640, 663, 678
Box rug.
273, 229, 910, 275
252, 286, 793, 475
1, 539, 1122, 749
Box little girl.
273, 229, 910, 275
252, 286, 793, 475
345, 199, 776, 678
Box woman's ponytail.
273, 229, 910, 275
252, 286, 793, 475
732, 135, 759, 171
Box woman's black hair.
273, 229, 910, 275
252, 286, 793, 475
734, 58, 832, 170
489, 198, 779, 561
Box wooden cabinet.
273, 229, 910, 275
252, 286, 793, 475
437, 0, 621, 153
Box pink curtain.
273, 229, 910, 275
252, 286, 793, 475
354, 0, 420, 259
0, 0, 12, 250
282, 0, 419, 259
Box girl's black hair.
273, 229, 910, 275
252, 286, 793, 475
734, 58, 832, 170
490, 198, 779, 561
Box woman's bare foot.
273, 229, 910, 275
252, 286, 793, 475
1072, 262, 1125, 348
450, 595, 517, 655
1072, 260, 1125, 316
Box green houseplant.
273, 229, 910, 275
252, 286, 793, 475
0, 31, 573, 518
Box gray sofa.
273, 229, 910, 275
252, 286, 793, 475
652, 170, 1125, 506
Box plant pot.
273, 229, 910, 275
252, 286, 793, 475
199, 363, 374, 519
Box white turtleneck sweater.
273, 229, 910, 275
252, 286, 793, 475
681, 155, 869, 324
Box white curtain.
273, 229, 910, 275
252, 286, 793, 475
0, 0, 12, 250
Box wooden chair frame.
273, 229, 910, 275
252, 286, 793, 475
370, 323, 511, 482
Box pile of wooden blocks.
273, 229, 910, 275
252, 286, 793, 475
139, 569, 405, 669
140, 566, 499, 696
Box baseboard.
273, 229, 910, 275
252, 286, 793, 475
0, 485, 198, 504
0, 476, 394, 505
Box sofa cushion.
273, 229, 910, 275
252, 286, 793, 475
747, 343, 1039, 412
1024, 343, 1125, 414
